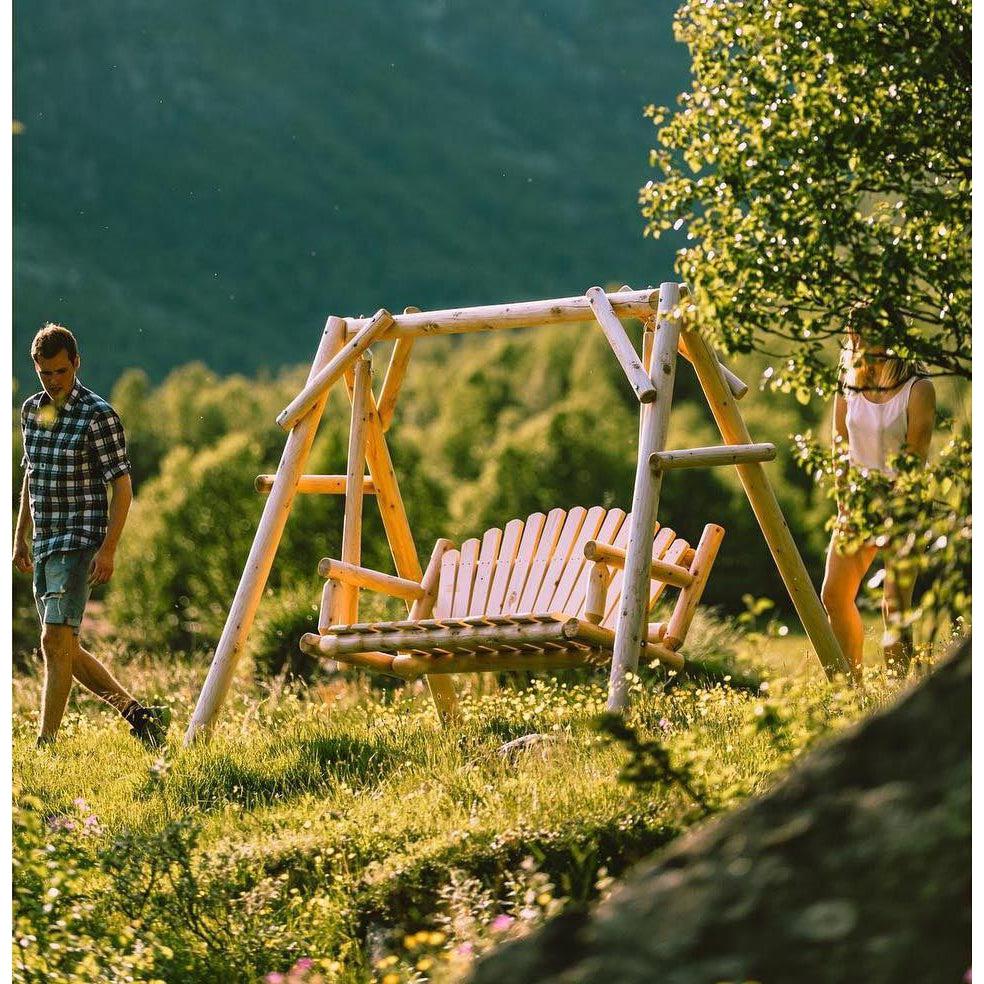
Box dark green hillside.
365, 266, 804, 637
13, 0, 690, 394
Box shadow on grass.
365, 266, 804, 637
147, 734, 405, 811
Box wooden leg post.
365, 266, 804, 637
607, 283, 682, 712
338, 352, 373, 625
185, 316, 346, 744
680, 327, 850, 679
342, 373, 459, 718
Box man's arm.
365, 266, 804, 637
89, 473, 132, 586
12, 472, 33, 573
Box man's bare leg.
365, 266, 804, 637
39, 624, 76, 741
71, 638, 137, 715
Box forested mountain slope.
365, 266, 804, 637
14, 0, 689, 393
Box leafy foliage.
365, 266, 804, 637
641, 0, 970, 392
641, 0, 971, 637
794, 434, 971, 639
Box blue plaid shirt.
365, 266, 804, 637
21, 379, 131, 563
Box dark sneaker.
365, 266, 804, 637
129, 705, 171, 749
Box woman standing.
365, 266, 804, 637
820, 306, 936, 679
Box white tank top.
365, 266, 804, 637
845, 376, 918, 475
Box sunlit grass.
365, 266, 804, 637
12, 618, 951, 983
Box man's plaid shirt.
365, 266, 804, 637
21, 378, 131, 563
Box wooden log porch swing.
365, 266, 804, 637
185, 282, 850, 743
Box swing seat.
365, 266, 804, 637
299, 505, 724, 679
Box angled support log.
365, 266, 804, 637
255, 475, 376, 495
408, 538, 460, 720
318, 557, 425, 603
343, 372, 422, 583
665, 523, 725, 649
680, 326, 850, 679
608, 282, 683, 712
650, 443, 777, 471
185, 316, 346, 744
342, 288, 660, 340
338, 353, 373, 625
377, 305, 419, 432
585, 286, 658, 403
277, 308, 394, 431
675, 284, 748, 400
584, 540, 694, 589
674, 338, 748, 401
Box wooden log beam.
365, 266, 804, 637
665, 524, 725, 650
680, 327, 850, 679
377, 305, 420, 432
342, 288, 659, 340
674, 338, 748, 401
573, 620, 685, 672
650, 443, 777, 471
185, 316, 345, 745
343, 372, 423, 583
584, 560, 613, 625
585, 286, 658, 403
318, 557, 425, 603
388, 649, 604, 679
301, 617, 582, 662
675, 284, 749, 400
277, 308, 394, 431
255, 475, 376, 495
608, 283, 683, 711
583, 540, 694, 589
407, 538, 459, 719
338, 353, 373, 625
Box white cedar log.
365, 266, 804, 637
255, 475, 376, 495
185, 316, 345, 744
277, 308, 394, 431
407, 539, 460, 719
377, 306, 420, 432
345, 372, 422, 583
664, 523, 725, 650
680, 327, 850, 678
607, 283, 682, 712
337, 353, 373, 625
341, 289, 660, 340
650, 443, 777, 471
317, 557, 425, 603
585, 286, 658, 403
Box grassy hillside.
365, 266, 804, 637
14, 617, 927, 983
14, 0, 690, 394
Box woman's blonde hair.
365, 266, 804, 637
839, 302, 922, 393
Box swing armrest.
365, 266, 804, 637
317, 558, 424, 603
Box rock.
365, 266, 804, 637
496, 733, 567, 761
470, 638, 971, 984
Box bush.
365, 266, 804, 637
249, 582, 323, 682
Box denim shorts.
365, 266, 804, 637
33, 547, 99, 634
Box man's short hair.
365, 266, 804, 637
32, 323, 79, 363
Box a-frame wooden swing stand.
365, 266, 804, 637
184, 282, 849, 744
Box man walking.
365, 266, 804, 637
13, 324, 169, 748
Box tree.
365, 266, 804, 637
641, 0, 971, 640
642, 0, 969, 391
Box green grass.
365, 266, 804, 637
13, 616, 946, 984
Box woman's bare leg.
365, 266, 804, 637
821, 539, 877, 680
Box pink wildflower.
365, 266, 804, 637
490, 915, 514, 933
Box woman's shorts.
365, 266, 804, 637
33, 547, 99, 635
